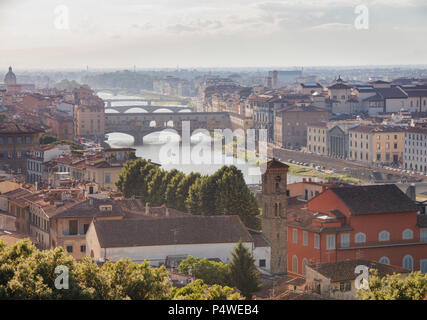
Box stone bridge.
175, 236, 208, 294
105, 105, 193, 114
105, 112, 232, 144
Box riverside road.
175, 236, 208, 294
269, 146, 427, 183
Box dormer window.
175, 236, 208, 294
99, 205, 112, 211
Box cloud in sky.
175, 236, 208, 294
0, 0, 426, 68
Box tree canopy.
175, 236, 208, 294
178, 241, 261, 300
178, 256, 231, 287
357, 269, 427, 300
0, 239, 242, 300
116, 162, 261, 230
228, 241, 261, 299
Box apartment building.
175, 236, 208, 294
287, 184, 427, 277
26, 144, 71, 184
0, 121, 44, 175
404, 126, 427, 173
348, 125, 405, 165
85, 148, 137, 190
50, 198, 129, 260
275, 105, 330, 149
73, 88, 105, 140
307, 123, 328, 155
29, 189, 83, 249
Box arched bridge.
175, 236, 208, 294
105, 105, 193, 114
105, 112, 232, 144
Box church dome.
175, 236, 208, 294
4, 66, 16, 85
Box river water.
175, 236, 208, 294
98, 92, 318, 185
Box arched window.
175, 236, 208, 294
402, 229, 414, 240
292, 255, 298, 274
402, 255, 414, 271
379, 256, 390, 264
378, 231, 390, 242
355, 232, 366, 243
302, 258, 308, 276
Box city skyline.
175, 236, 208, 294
1, 0, 427, 69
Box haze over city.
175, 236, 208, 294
1, 0, 427, 69
0, 0, 427, 306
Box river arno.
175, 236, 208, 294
99, 91, 322, 185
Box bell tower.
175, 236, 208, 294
261, 158, 289, 275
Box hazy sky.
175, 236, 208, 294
1, 0, 427, 69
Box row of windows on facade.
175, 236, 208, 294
405, 148, 427, 155
404, 155, 427, 162
87, 172, 111, 184
409, 100, 427, 108
0, 136, 32, 145
27, 173, 42, 183
405, 140, 427, 147
350, 141, 398, 150
0, 150, 29, 160
28, 160, 42, 172
349, 151, 398, 162
30, 212, 49, 232
308, 128, 326, 134
308, 136, 326, 142
404, 162, 427, 173
66, 244, 86, 253
0, 165, 23, 173
350, 134, 398, 140
292, 228, 425, 249
332, 95, 351, 100
406, 133, 427, 140
65, 220, 90, 236
308, 145, 325, 153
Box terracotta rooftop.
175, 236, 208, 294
0, 229, 36, 246
349, 125, 406, 133
265, 158, 289, 170
308, 259, 410, 282
92, 215, 252, 248
329, 184, 418, 215
0, 121, 44, 134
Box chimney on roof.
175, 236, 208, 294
406, 184, 416, 201
145, 202, 150, 215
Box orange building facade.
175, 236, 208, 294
286, 185, 427, 277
